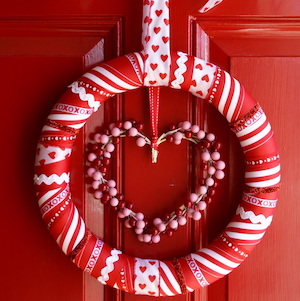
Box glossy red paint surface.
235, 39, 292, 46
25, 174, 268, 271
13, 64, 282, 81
1, 1, 299, 300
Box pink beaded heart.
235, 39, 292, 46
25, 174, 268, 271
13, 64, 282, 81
86, 120, 225, 244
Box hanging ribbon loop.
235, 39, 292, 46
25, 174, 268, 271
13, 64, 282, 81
142, 0, 171, 87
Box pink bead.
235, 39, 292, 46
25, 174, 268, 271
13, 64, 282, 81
189, 193, 198, 203
129, 128, 138, 137
92, 180, 100, 189
211, 151, 221, 161
110, 197, 119, 207
157, 223, 166, 232
197, 130, 205, 139
199, 185, 208, 195
104, 152, 111, 158
123, 208, 131, 217
169, 220, 178, 229
136, 220, 146, 229
94, 133, 101, 143
87, 153, 97, 162
105, 143, 115, 153
191, 125, 200, 133
192, 211, 202, 221
177, 216, 187, 226
174, 139, 182, 145
136, 137, 146, 147
187, 209, 195, 218
143, 234, 152, 243
107, 179, 116, 188
215, 160, 226, 170
87, 167, 96, 177
152, 235, 161, 243
118, 210, 126, 219
206, 177, 215, 187
215, 170, 225, 180
100, 134, 109, 144
181, 121, 191, 130
123, 121, 132, 130
109, 187, 117, 197
197, 201, 207, 211
109, 123, 116, 130
138, 234, 144, 242
135, 228, 144, 234
201, 151, 211, 161
124, 219, 132, 228
174, 132, 183, 140
111, 127, 121, 137
135, 212, 144, 220
206, 133, 215, 142
208, 166, 216, 175
92, 171, 102, 181
93, 190, 103, 199
153, 217, 162, 226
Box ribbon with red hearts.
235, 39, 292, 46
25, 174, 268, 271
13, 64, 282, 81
142, 0, 223, 154
142, 0, 171, 86
142, 0, 223, 86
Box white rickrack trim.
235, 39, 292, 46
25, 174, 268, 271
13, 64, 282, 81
98, 249, 122, 284
34, 173, 70, 185
170, 52, 188, 89
236, 205, 273, 228
68, 81, 101, 112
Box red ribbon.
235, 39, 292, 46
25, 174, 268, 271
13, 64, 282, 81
148, 86, 160, 151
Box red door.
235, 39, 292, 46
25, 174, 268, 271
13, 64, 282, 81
1, 1, 299, 300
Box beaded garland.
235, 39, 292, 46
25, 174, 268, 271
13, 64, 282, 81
86, 120, 226, 244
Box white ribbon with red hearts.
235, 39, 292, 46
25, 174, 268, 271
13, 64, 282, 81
142, 0, 171, 86
142, 0, 223, 87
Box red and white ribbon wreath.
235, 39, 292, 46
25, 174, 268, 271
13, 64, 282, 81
34, 0, 280, 297
34, 50, 280, 296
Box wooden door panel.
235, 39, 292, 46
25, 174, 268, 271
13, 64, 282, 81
228, 57, 300, 301
1, 1, 299, 301
0, 16, 121, 301
191, 15, 300, 301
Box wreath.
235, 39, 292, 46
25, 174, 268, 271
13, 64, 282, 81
34, 50, 280, 296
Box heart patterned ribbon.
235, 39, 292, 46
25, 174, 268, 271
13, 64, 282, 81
142, 0, 223, 162
142, 0, 223, 86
